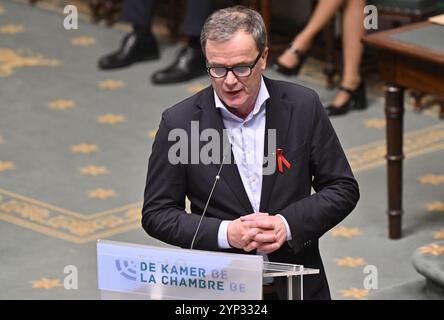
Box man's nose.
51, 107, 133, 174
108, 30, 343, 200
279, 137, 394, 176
224, 70, 238, 86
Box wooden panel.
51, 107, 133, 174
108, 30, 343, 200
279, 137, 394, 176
395, 56, 444, 96
378, 51, 396, 82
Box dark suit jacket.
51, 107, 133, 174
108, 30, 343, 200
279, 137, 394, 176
142, 77, 360, 300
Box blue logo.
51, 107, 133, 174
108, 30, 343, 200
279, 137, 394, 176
115, 259, 137, 281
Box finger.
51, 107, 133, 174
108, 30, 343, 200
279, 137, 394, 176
243, 241, 259, 252
253, 232, 277, 243
240, 212, 268, 222
241, 227, 262, 243
241, 218, 275, 229
251, 219, 275, 230
256, 242, 280, 254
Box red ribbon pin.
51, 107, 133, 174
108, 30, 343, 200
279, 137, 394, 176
276, 148, 291, 173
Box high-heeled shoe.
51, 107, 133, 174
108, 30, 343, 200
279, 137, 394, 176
271, 44, 307, 76
325, 81, 367, 117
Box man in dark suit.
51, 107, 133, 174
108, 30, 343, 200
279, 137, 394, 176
142, 6, 359, 299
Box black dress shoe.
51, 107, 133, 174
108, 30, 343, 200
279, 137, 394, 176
98, 32, 159, 70
151, 46, 206, 84
325, 81, 367, 117
271, 45, 306, 76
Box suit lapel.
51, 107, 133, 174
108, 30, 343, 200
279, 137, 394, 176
197, 88, 254, 214
259, 78, 293, 212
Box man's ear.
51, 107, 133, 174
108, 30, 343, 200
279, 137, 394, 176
261, 47, 269, 70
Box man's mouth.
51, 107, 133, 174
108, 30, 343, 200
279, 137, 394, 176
225, 89, 242, 96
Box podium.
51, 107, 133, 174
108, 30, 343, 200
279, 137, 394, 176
97, 239, 319, 300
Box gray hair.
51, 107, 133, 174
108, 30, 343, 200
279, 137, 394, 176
200, 6, 268, 54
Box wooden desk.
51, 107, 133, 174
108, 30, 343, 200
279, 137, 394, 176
363, 21, 444, 239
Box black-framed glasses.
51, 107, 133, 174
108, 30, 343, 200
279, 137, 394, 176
206, 50, 263, 78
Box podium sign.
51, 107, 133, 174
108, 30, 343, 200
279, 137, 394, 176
97, 240, 263, 300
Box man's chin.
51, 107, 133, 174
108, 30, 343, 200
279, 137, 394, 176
225, 103, 243, 111
222, 97, 245, 109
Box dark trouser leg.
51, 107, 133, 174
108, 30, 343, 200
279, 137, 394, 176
122, 0, 156, 28
181, 0, 215, 38
151, 0, 212, 84
98, 0, 159, 70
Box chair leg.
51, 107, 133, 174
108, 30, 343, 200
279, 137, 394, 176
323, 18, 337, 89
259, 0, 270, 35
103, 0, 122, 26
242, 1, 270, 34
410, 90, 426, 112
89, 0, 104, 23
437, 96, 444, 120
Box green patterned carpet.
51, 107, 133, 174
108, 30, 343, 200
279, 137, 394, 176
0, 0, 443, 299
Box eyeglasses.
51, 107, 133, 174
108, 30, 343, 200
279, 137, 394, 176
206, 50, 263, 78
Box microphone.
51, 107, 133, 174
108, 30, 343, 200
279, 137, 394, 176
190, 140, 232, 250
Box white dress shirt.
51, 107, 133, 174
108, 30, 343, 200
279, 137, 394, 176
213, 77, 292, 249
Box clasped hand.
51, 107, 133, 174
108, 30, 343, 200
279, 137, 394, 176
227, 212, 287, 254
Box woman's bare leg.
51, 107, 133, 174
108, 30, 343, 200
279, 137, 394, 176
331, 0, 365, 107
277, 0, 344, 68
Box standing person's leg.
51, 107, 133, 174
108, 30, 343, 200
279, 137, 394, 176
98, 0, 159, 70
326, 0, 366, 116
121, 0, 155, 28
181, 0, 214, 41
151, 0, 214, 84
274, 0, 344, 73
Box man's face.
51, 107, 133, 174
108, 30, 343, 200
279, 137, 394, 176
205, 31, 268, 117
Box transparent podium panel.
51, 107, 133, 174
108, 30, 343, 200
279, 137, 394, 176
97, 240, 319, 300
97, 240, 263, 300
